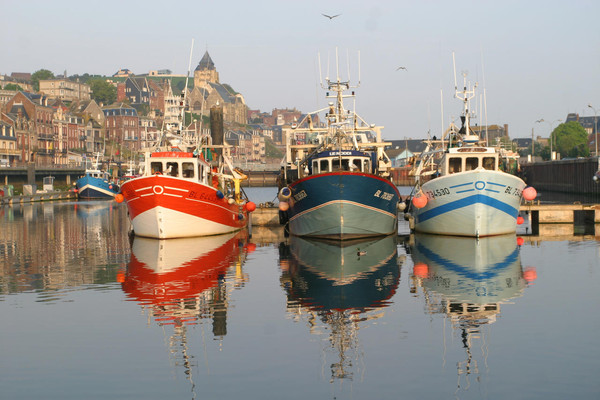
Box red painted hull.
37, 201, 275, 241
120, 175, 248, 239
121, 231, 251, 326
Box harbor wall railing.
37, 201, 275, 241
520, 157, 600, 197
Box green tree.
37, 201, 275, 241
89, 79, 117, 105
3, 83, 23, 91
31, 69, 55, 91
553, 121, 590, 158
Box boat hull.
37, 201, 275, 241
412, 170, 525, 237
286, 172, 400, 239
283, 234, 401, 310
411, 233, 525, 304
120, 175, 248, 239
76, 175, 119, 199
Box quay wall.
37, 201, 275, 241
521, 158, 600, 197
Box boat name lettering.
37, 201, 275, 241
374, 190, 394, 201
188, 190, 215, 201
425, 187, 451, 199
328, 151, 353, 156
504, 186, 522, 196
457, 147, 488, 152
294, 190, 307, 201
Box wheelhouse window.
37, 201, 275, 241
151, 162, 163, 174
465, 157, 478, 171
363, 159, 371, 173
483, 157, 496, 170
166, 162, 179, 177
182, 162, 195, 178
332, 159, 341, 171
448, 157, 462, 173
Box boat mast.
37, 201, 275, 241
453, 53, 477, 139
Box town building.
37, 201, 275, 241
103, 103, 140, 153
0, 120, 18, 166
187, 51, 248, 125
3, 92, 54, 165
39, 79, 92, 102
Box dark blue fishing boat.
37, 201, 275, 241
277, 53, 400, 239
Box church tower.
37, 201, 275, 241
193, 51, 219, 89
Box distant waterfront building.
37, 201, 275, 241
113, 68, 134, 78
187, 51, 248, 125
0, 120, 18, 166
103, 103, 140, 153
39, 79, 92, 102
3, 91, 54, 166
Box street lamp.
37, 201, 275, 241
533, 119, 544, 160
537, 118, 562, 160
588, 104, 598, 158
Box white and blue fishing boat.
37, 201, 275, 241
277, 56, 400, 240
75, 153, 120, 199
406, 67, 534, 237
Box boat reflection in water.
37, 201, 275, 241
279, 234, 403, 382
121, 230, 253, 388
409, 233, 537, 394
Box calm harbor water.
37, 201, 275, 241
1, 187, 599, 400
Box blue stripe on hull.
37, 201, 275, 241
416, 241, 520, 280
416, 193, 519, 223
287, 173, 399, 238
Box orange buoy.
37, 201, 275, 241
412, 194, 427, 209
523, 186, 537, 201
115, 193, 124, 203
517, 237, 524, 246
517, 216, 524, 225
246, 201, 256, 212
245, 243, 257, 253
523, 267, 537, 283
413, 262, 429, 278
279, 201, 289, 211
116, 272, 125, 283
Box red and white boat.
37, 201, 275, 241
117, 43, 255, 239
118, 147, 256, 239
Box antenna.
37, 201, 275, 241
440, 88, 445, 148
357, 50, 361, 86
346, 48, 351, 82
318, 52, 323, 87
181, 38, 195, 128
335, 47, 340, 82
452, 51, 457, 90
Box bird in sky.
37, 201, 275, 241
322, 13, 341, 20
396, 66, 407, 71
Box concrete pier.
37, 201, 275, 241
520, 203, 600, 224
1, 191, 77, 205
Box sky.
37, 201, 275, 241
2, 0, 599, 141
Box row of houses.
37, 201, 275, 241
0, 52, 287, 167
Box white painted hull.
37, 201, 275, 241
412, 169, 525, 237
131, 206, 243, 239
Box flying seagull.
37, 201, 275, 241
396, 66, 407, 71
322, 13, 341, 19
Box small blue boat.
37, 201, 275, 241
75, 154, 120, 199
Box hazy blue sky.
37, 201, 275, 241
2, 0, 599, 141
